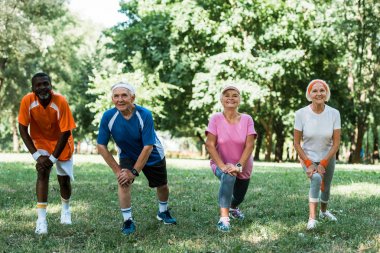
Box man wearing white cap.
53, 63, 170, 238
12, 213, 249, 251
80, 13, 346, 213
97, 82, 177, 235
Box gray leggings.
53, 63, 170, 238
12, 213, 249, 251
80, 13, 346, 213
303, 159, 335, 203
215, 167, 250, 208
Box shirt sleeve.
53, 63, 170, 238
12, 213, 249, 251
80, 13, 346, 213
333, 109, 341, 130
294, 110, 303, 131
141, 111, 155, 146
97, 113, 111, 146
247, 115, 258, 138
58, 98, 76, 132
205, 114, 218, 136
18, 96, 30, 126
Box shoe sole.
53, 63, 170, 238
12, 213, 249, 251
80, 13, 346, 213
121, 230, 136, 235
35, 230, 48, 235
156, 215, 176, 225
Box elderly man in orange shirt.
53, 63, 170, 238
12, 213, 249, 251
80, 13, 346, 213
18, 72, 76, 235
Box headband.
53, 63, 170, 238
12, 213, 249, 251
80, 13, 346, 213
307, 80, 328, 94
111, 82, 135, 95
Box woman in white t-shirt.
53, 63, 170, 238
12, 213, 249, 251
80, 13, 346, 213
294, 79, 341, 230
205, 85, 257, 232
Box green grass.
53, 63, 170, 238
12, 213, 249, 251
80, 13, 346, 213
0, 159, 379, 252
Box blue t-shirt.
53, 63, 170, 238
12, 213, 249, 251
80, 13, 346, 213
97, 105, 165, 166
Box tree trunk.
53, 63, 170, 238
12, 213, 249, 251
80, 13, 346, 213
372, 124, 379, 164
12, 115, 19, 152
254, 133, 263, 161
274, 120, 285, 162
351, 121, 366, 163
264, 128, 273, 161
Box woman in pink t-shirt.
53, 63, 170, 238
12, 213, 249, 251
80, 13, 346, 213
205, 85, 257, 232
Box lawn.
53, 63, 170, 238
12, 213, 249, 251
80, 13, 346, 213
0, 156, 379, 252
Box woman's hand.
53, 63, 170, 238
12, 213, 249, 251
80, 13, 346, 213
225, 163, 239, 176
316, 164, 326, 175
306, 164, 316, 178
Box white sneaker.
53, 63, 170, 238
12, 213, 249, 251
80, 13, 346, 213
61, 210, 72, 225
307, 219, 318, 230
319, 210, 337, 221
35, 219, 48, 234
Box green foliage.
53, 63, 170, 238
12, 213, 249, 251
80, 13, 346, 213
0, 158, 379, 252
105, 0, 379, 161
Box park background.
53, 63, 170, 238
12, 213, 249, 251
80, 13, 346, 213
0, 1, 379, 252
0, 0, 379, 164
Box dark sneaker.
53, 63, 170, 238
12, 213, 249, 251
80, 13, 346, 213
229, 208, 245, 220
157, 210, 177, 224
121, 218, 136, 235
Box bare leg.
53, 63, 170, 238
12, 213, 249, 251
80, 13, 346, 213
36, 167, 51, 202
57, 175, 71, 199
309, 202, 318, 219
118, 184, 132, 208
156, 184, 169, 202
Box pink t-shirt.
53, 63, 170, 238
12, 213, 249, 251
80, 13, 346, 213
206, 112, 257, 179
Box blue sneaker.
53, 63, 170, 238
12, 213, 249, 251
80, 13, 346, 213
157, 210, 177, 224
121, 218, 136, 235
217, 219, 230, 232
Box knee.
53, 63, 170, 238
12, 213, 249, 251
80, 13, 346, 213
58, 176, 71, 187
311, 173, 322, 184
37, 170, 50, 181
157, 184, 169, 192
221, 173, 236, 185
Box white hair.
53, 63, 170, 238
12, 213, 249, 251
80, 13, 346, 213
305, 79, 331, 102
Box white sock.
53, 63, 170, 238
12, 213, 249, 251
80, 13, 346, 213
121, 207, 132, 221
61, 197, 70, 212
219, 216, 230, 223
159, 201, 168, 213
37, 202, 47, 220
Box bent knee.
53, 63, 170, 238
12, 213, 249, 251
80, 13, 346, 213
221, 173, 236, 184
311, 173, 322, 183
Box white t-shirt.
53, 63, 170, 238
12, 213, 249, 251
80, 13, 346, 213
294, 104, 341, 162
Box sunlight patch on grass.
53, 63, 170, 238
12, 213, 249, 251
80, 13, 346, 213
357, 234, 380, 252
242, 224, 279, 244
334, 183, 380, 197
0, 186, 17, 193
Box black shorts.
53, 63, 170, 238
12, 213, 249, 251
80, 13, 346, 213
119, 157, 167, 188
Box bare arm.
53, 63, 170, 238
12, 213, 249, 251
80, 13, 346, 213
205, 133, 229, 172
293, 129, 310, 162
97, 144, 122, 175
19, 123, 37, 154
51, 130, 71, 159
238, 135, 255, 168
294, 129, 316, 177
323, 129, 341, 161
133, 145, 153, 172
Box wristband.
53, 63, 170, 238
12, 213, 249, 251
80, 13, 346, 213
304, 159, 313, 168
319, 159, 329, 168
32, 151, 42, 161
49, 155, 58, 164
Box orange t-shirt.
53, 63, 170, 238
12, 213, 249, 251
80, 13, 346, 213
18, 92, 76, 161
